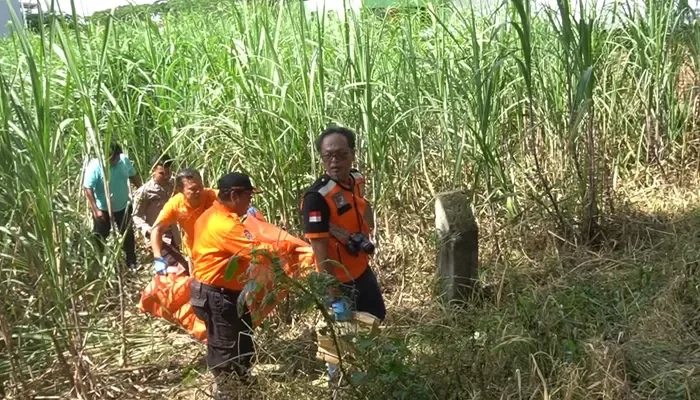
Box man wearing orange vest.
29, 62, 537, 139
189, 172, 293, 398
301, 125, 387, 320
150, 167, 217, 275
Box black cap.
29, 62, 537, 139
217, 172, 262, 193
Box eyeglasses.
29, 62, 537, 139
321, 151, 351, 162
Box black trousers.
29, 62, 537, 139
340, 266, 387, 321
190, 279, 255, 376
162, 246, 187, 272
92, 205, 137, 266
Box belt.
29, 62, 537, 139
193, 279, 242, 296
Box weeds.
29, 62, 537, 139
2, 0, 700, 398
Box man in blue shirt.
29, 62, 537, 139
83, 142, 142, 271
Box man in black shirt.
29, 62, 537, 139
300, 125, 386, 321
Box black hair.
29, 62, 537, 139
150, 153, 174, 169
174, 168, 201, 192
315, 125, 356, 152
109, 142, 122, 159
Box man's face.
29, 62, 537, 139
320, 133, 354, 183
181, 177, 204, 207
152, 165, 171, 186
232, 190, 253, 216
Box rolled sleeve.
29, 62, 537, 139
216, 221, 279, 272
154, 196, 179, 228
302, 192, 330, 239
132, 186, 151, 232
218, 222, 257, 256
123, 155, 137, 177
82, 161, 97, 190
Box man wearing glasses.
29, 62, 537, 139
300, 125, 387, 380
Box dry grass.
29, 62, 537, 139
4, 1, 700, 397
5, 175, 699, 399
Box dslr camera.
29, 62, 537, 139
346, 233, 375, 256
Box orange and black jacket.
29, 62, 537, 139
300, 169, 373, 283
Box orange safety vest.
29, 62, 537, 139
301, 170, 373, 283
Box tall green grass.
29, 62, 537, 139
1, 0, 698, 396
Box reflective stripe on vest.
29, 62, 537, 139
329, 223, 351, 242
318, 180, 336, 197
305, 174, 370, 281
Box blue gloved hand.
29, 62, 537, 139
330, 298, 352, 322
153, 257, 168, 275
247, 206, 264, 221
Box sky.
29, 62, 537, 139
14, 0, 700, 20
26, 0, 159, 17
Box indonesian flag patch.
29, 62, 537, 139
309, 211, 322, 223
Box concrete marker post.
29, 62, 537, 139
434, 190, 479, 304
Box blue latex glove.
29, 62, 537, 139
247, 206, 264, 221
331, 298, 352, 322
153, 257, 168, 275
327, 363, 339, 379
